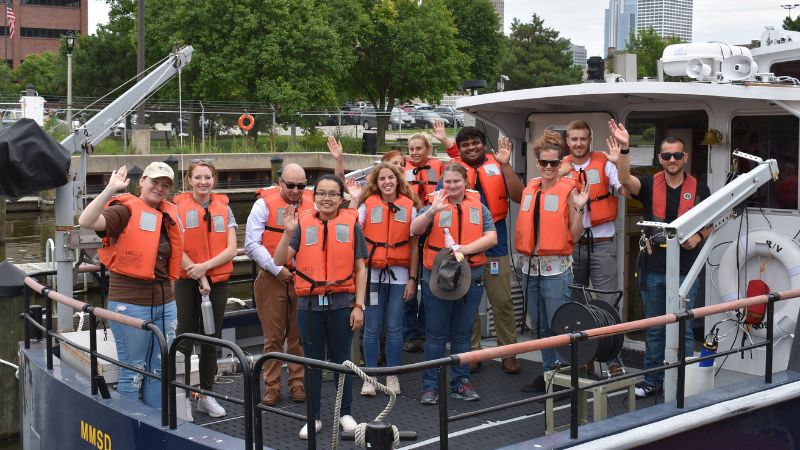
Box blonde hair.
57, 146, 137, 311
532, 130, 565, 159
408, 133, 431, 150
441, 162, 468, 181
358, 162, 422, 209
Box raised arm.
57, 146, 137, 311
607, 120, 640, 196
327, 136, 345, 178
78, 165, 129, 231
410, 190, 445, 235
430, 119, 454, 151
569, 180, 590, 242
496, 137, 524, 203
273, 205, 299, 266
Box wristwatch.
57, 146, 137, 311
620, 148, 630, 154
355, 303, 365, 311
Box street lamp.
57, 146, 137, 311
782, 4, 800, 19
65, 31, 75, 132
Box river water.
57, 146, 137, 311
0, 200, 258, 442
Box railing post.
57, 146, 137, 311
146, 322, 170, 427
88, 306, 98, 396
677, 313, 688, 409
306, 364, 316, 450
43, 287, 53, 370
569, 332, 584, 440
253, 359, 264, 450
766, 293, 777, 384
438, 365, 449, 450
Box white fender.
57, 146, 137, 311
717, 230, 800, 337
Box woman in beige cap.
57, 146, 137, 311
78, 162, 182, 410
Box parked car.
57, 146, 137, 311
433, 105, 464, 127
412, 103, 434, 111
408, 110, 449, 128
360, 107, 416, 130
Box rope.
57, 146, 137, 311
332, 360, 400, 449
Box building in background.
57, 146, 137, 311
637, 0, 692, 42
604, 0, 637, 57
2, 0, 88, 68
491, 0, 504, 32
570, 43, 587, 69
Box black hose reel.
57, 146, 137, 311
550, 285, 624, 366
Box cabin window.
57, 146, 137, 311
731, 115, 798, 210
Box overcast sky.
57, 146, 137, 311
89, 1, 792, 57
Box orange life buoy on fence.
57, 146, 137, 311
238, 114, 255, 132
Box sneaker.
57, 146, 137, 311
521, 375, 546, 393
634, 382, 663, 399
197, 395, 226, 418
340, 415, 358, 432
450, 379, 480, 401
420, 390, 438, 405
184, 398, 194, 423
386, 376, 401, 395
360, 380, 376, 397
298, 420, 322, 440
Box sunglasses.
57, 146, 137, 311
281, 179, 307, 190
538, 159, 561, 168
660, 152, 685, 161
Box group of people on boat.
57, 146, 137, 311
78, 114, 711, 439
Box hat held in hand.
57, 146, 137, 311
429, 248, 471, 300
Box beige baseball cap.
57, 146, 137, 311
141, 162, 174, 183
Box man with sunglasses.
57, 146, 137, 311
438, 127, 525, 375
612, 129, 712, 399
245, 163, 315, 406
560, 120, 627, 307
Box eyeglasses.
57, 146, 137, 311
314, 191, 342, 199
660, 152, 685, 161
281, 178, 307, 190
538, 159, 561, 168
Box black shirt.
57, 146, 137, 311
634, 173, 711, 275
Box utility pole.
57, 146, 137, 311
781, 4, 800, 19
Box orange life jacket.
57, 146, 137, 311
564, 152, 618, 226
515, 178, 575, 256
97, 193, 183, 281
256, 186, 315, 268
404, 158, 443, 205
652, 171, 698, 221
454, 154, 509, 222
423, 190, 487, 269
294, 211, 358, 296
173, 192, 233, 283
363, 194, 413, 268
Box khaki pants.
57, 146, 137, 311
471, 255, 517, 349
254, 269, 304, 388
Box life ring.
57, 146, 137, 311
717, 229, 800, 337
238, 114, 255, 132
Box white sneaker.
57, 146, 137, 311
197, 395, 226, 418
184, 398, 194, 423
340, 414, 358, 432
360, 380, 376, 396
386, 376, 401, 395
299, 420, 322, 439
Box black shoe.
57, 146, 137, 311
521, 375, 546, 393
634, 382, 663, 399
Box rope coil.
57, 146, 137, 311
332, 360, 400, 449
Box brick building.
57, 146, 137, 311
2, 0, 88, 67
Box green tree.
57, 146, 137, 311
0, 63, 18, 96
626, 27, 683, 78
71, 27, 137, 97
783, 15, 800, 31
12, 52, 64, 95
499, 15, 582, 90
331, 0, 469, 144
444, 0, 503, 85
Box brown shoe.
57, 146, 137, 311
262, 388, 280, 406
502, 356, 522, 374
469, 361, 482, 374
289, 384, 306, 402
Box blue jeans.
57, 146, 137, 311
524, 270, 573, 371
297, 307, 353, 419
108, 300, 177, 409
364, 283, 405, 367
641, 271, 699, 387
421, 267, 484, 393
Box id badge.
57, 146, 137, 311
490, 261, 499, 275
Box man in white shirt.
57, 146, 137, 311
245, 163, 314, 406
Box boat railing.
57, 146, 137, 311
20, 272, 171, 427
14, 263, 800, 449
